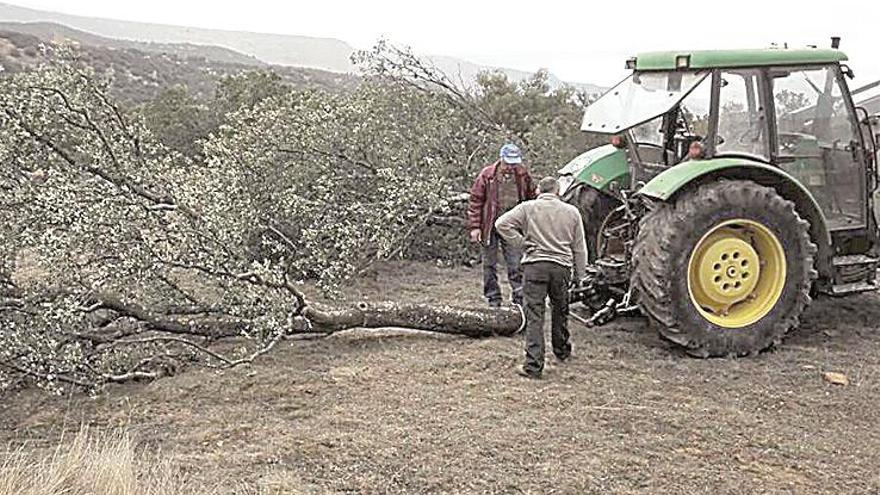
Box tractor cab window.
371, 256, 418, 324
771, 65, 865, 229
717, 69, 768, 159
581, 69, 710, 182
676, 78, 711, 159
629, 115, 668, 165
626, 75, 711, 179
582, 70, 709, 134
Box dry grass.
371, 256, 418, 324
0, 426, 320, 495
0, 427, 194, 495
3, 262, 880, 493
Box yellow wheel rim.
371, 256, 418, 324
687, 219, 786, 328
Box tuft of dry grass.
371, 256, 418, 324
0, 427, 196, 495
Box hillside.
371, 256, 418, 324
0, 1, 604, 93
0, 20, 266, 67
0, 25, 352, 104
427, 54, 605, 95
0, 1, 353, 72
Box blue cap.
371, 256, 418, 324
500, 143, 522, 165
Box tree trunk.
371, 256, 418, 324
300, 302, 523, 337
89, 293, 524, 340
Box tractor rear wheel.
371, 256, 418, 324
631, 180, 816, 357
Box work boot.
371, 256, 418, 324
517, 367, 542, 380
554, 345, 572, 363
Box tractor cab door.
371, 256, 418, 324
715, 69, 771, 161
865, 113, 880, 230
769, 65, 868, 231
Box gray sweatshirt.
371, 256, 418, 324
494, 193, 587, 280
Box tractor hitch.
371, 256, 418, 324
583, 290, 639, 327
569, 263, 639, 327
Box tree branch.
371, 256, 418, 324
92, 293, 246, 339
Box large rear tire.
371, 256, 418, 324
631, 180, 817, 357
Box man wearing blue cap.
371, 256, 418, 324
467, 143, 536, 307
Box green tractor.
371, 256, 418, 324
562, 39, 880, 357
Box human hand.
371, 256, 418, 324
469, 229, 482, 244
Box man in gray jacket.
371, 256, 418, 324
495, 176, 587, 379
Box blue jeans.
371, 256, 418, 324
482, 230, 523, 305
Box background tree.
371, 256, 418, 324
139, 85, 220, 159
214, 69, 290, 115
775, 88, 812, 115
477, 69, 604, 176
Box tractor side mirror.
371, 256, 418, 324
841, 64, 855, 79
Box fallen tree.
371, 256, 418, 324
2, 287, 524, 388
0, 44, 531, 392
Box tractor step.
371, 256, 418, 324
832, 254, 879, 268
827, 254, 880, 296
829, 280, 880, 296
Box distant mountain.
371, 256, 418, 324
0, 21, 266, 67
0, 1, 604, 93
0, 24, 352, 103
0, 2, 353, 72
426, 55, 605, 95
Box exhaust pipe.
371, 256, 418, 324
832, 36, 841, 49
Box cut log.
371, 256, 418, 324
300, 302, 524, 337
89, 293, 524, 340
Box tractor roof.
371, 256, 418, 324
633, 48, 848, 71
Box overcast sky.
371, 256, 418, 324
8, 0, 880, 88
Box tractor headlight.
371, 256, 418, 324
558, 174, 574, 195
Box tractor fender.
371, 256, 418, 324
638, 158, 833, 278
558, 144, 630, 199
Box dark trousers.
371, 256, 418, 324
482, 230, 523, 305
523, 261, 572, 374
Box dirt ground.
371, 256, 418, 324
3, 261, 880, 494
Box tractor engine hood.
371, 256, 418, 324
581, 71, 709, 134
557, 144, 623, 195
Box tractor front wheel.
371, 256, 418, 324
571, 185, 620, 261
631, 180, 816, 357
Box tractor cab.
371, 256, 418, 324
566, 42, 880, 357
580, 48, 877, 233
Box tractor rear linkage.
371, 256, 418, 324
568, 264, 639, 327
568, 192, 644, 327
